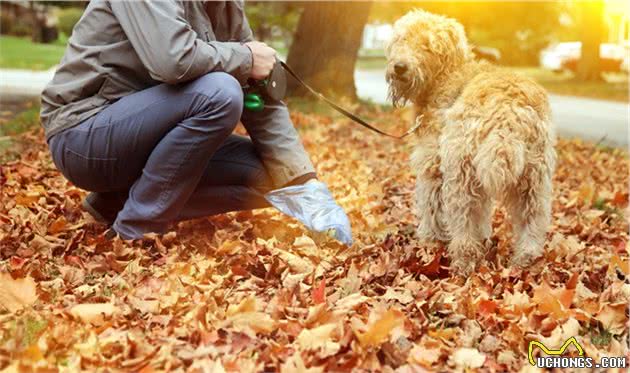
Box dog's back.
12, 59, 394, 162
443, 63, 555, 197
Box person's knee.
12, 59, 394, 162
191, 72, 243, 129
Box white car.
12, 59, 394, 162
539, 42, 626, 72
539, 42, 581, 72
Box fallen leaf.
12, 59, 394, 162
356, 309, 405, 348
596, 304, 627, 335
0, 273, 37, 312
297, 323, 340, 357
408, 345, 441, 367
280, 352, 323, 373
448, 348, 485, 369
47, 215, 67, 234
312, 278, 326, 305
70, 303, 119, 325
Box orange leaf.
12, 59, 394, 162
20, 344, 44, 362
48, 216, 67, 234
532, 282, 574, 319
557, 288, 575, 310
577, 183, 595, 204
356, 309, 405, 348
15, 193, 39, 207
428, 328, 457, 341
611, 191, 628, 208
611, 255, 629, 275
476, 299, 497, 316
566, 272, 579, 290
312, 278, 326, 305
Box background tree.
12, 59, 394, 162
575, 0, 606, 81
370, 1, 563, 66
245, 1, 300, 48
286, 1, 372, 99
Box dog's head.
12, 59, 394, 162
386, 10, 471, 106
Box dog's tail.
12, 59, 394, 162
473, 130, 526, 196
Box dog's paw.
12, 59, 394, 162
450, 257, 476, 276
510, 248, 543, 268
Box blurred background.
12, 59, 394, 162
0, 0, 628, 150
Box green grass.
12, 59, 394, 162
0, 104, 40, 161
0, 105, 40, 136
0, 35, 66, 70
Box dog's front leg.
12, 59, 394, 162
412, 137, 448, 244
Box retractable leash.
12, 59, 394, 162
243, 60, 422, 139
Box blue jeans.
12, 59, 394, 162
48, 72, 274, 239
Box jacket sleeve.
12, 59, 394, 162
110, 0, 252, 84
234, 2, 316, 187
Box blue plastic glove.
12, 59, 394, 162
265, 180, 353, 245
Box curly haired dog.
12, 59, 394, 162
385, 10, 556, 275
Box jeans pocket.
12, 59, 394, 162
63, 148, 118, 192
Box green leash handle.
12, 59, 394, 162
244, 93, 264, 112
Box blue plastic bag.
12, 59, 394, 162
265, 180, 353, 245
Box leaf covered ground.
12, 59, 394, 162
0, 106, 629, 372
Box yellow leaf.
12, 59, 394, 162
428, 328, 457, 341
297, 323, 340, 357
20, 344, 44, 362
226, 296, 257, 316
532, 282, 574, 320
611, 255, 629, 275
0, 273, 37, 312
48, 215, 67, 234
70, 303, 119, 325
577, 183, 595, 204
356, 309, 405, 348
228, 312, 276, 335
15, 192, 40, 207
216, 240, 242, 255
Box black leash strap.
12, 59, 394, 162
279, 61, 421, 139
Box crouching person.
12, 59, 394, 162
40, 0, 352, 245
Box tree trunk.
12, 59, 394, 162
30, 2, 43, 43
286, 1, 372, 99
576, 0, 605, 81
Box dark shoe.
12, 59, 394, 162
104, 228, 118, 240
82, 192, 125, 225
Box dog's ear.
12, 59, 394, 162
444, 21, 471, 60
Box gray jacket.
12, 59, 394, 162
41, 0, 314, 186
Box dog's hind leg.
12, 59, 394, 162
440, 151, 492, 275
505, 161, 554, 267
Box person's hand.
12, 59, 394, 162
245, 41, 277, 80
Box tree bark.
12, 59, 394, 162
286, 1, 372, 99
576, 0, 605, 81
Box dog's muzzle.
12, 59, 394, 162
387, 61, 411, 83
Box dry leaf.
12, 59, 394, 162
408, 345, 441, 367
70, 303, 119, 325
0, 273, 37, 312
448, 348, 486, 369
297, 323, 340, 357
596, 304, 627, 335
356, 309, 405, 348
